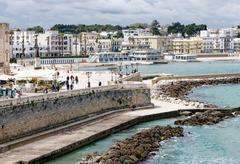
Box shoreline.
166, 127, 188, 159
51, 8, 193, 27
0, 99, 192, 164
151, 76, 240, 109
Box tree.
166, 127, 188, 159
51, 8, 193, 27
150, 20, 160, 35
115, 30, 124, 38
27, 26, 44, 33
168, 22, 207, 37
129, 23, 149, 29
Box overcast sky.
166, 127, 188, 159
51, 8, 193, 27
0, 0, 239, 29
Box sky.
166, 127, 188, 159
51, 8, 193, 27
0, 0, 239, 29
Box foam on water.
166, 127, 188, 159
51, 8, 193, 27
188, 84, 240, 108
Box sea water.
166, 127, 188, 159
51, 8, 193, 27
79, 61, 240, 75
47, 80, 240, 164
188, 84, 240, 108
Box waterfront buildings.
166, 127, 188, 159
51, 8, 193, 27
199, 28, 238, 53
89, 47, 161, 63
0, 23, 10, 74
11, 30, 73, 59
131, 35, 171, 52
172, 37, 202, 54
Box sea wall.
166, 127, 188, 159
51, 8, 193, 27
0, 84, 151, 143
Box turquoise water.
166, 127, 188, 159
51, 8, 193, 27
138, 61, 240, 75
188, 84, 240, 108
48, 63, 240, 164
48, 116, 240, 164
46, 119, 175, 164
79, 61, 240, 75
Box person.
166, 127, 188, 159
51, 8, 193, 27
5, 88, 9, 98
70, 83, 73, 90
56, 84, 60, 92
66, 81, 70, 90
44, 87, 48, 94
52, 84, 56, 92
0, 86, 3, 97
99, 81, 102, 87
75, 76, 79, 84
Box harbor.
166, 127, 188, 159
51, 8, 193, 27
1, 1, 240, 163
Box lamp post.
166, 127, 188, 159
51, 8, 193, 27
34, 34, 41, 69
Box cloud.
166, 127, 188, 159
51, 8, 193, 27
0, 0, 239, 29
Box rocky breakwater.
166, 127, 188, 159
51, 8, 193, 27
152, 77, 240, 108
175, 109, 240, 126
81, 126, 184, 164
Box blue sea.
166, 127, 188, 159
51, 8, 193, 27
48, 62, 240, 164
80, 61, 240, 75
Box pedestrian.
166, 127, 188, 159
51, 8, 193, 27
75, 76, 79, 84
99, 81, 102, 87
5, 88, 9, 98
66, 81, 70, 90
70, 84, 73, 90
0, 86, 3, 97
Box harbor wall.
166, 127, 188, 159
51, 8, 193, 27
0, 85, 151, 143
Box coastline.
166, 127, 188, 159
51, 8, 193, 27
151, 76, 240, 109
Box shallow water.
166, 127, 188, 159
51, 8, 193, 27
188, 84, 240, 108
48, 66, 240, 164
47, 117, 240, 164
79, 61, 240, 75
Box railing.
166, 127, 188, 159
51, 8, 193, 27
0, 84, 147, 107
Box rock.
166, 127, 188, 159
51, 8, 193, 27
83, 126, 184, 163
175, 110, 235, 126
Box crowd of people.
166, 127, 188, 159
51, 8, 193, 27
66, 75, 79, 90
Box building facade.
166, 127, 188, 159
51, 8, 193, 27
11, 30, 74, 59
0, 23, 10, 74
172, 37, 202, 54
131, 35, 171, 52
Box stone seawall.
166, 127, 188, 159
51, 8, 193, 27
0, 85, 151, 143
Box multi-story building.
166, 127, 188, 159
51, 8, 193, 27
122, 29, 152, 43
172, 37, 202, 54
200, 28, 237, 53
39, 31, 73, 57
233, 38, 240, 52
111, 38, 123, 52
131, 35, 171, 52
11, 30, 73, 59
0, 23, 10, 74
79, 32, 100, 56
11, 30, 37, 58
97, 39, 112, 52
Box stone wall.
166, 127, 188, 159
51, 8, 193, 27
0, 85, 151, 143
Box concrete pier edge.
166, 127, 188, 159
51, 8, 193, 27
21, 109, 179, 164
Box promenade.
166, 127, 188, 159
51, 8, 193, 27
0, 99, 193, 164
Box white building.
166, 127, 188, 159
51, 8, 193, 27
233, 38, 240, 52
11, 30, 74, 59
200, 28, 237, 53
122, 29, 152, 43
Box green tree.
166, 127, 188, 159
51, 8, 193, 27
27, 26, 44, 33
115, 30, 124, 38
150, 20, 160, 35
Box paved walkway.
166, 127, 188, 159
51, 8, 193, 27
0, 100, 193, 164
